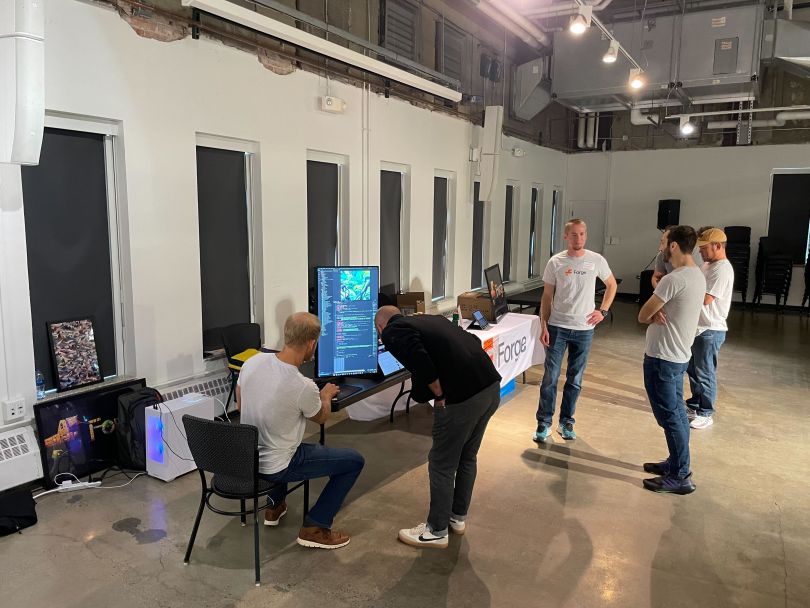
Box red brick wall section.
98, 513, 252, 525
257, 48, 295, 76
111, 0, 188, 43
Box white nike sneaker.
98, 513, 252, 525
690, 415, 714, 430
398, 523, 448, 549
449, 517, 466, 535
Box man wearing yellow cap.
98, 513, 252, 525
687, 228, 734, 430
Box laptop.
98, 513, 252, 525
377, 343, 406, 378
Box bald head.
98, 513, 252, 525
283, 312, 321, 347
375, 305, 401, 336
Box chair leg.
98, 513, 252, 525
240, 498, 246, 526
184, 491, 206, 564
303, 480, 310, 519
253, 496, 261, 586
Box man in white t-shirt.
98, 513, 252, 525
638, 226, 706, 495
237, 312, 364, 550
533, 219, 617, 442
686, 228, 735, 430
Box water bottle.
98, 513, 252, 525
35, 370, 45, 400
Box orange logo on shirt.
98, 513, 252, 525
565, 267, 573, 276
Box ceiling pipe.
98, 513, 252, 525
630, 108, 661, 126
486, 0, 552, 46
525, 0, 615, 19
706, 111, 810, 129
472, 0, 548, 48
585, 114, 596, 148
577, 115, 586, 148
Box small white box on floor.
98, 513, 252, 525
145, 393, 215, 482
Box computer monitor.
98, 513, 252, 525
316, 266, 379, 378
484, 263, 509, 323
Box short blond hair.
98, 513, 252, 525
284, 312, 321, 347
564, 218, 587, 234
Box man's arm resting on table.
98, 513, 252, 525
308, 384, 339, 425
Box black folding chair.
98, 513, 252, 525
182, 415, 309, 586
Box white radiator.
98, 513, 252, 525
0, 427, 42, 491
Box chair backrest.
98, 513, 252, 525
182, 415, 258, 481
221, 323, 261, 359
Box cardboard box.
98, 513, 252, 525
397, 292, 426, 316
457, 292, 496, 321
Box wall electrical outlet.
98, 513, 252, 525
3, 398, 26, 422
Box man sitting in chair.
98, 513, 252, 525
237, 312, 365, 549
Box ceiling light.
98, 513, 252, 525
679, 117, 695, 135
602, 40, 619, 63
569, 6, 592, 35
629, 68, 645, 90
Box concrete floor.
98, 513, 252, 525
2, 302, 808, 608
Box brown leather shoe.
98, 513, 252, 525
296, 526, 350, 549
263, 501, 287, 527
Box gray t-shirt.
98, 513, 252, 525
238, 353, 321, 474
654, 251, 673, 275
543, 250, 613, 331
645, 266, 706, 364
698, 259, 734, 334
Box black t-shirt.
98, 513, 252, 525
381, 314, 501, 404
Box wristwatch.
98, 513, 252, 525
599, 309, 609, 317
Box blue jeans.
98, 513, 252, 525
536, 325, 594, 427
259, 443, 364, 529
643, 355, 690, 480
686, 330, 726, 417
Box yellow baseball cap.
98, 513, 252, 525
697, 228, 727, 246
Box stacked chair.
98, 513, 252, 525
753, 237, 794, 311
724, 226, 752, 306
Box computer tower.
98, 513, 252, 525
145, 393, 216, 482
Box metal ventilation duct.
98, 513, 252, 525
762, 18, 810, 77
512, 58, 552, 120
550, 4, 764, 112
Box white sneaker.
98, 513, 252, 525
690, 415, 714, 430
449, 517, 466, 535
398, 523, 448, 549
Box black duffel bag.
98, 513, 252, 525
0, 488, 37, 536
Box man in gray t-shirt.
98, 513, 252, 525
238, 312, 364, 549
638, 226, 706, 496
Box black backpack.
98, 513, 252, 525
116, 388, 163, 470
0, 488, 37, 536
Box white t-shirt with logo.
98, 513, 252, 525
543, 250, 613, 331
238, 353, 322, 474
698, 259, 734, 334
645, 266, 706, 364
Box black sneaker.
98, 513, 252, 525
643, 473, 696, 495
643, 460, 669, 476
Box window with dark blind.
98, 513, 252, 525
768, 173, 810, 264
436, 21, 465, 82
503, 185, 515, 282
432, 176, 449, 299
529, 186, 542, 277
380, 170, 403, 298
307, 160, 340, 310
383, 0, 420, 61
551, 188, 563, 256
196, 146, 252, 352
21, 128, 117, 390
471, 182, 484, 289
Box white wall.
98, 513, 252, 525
0, 0, 567, 438
568, 145, 810, 305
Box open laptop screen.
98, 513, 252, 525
378, 344, 405, 377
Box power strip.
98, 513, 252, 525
56, 480, 101, 492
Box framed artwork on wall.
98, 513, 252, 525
47, 317, 104, 391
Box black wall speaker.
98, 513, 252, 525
657, 199, 680, 230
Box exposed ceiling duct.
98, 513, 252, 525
512, 57, 553, 120
471, 0, 550, 49
762, 18, 810, 77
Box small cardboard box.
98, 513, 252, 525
397, 292, 426, 316
457, 292, 495, 321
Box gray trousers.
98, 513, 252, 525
427, 381, 501, 534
